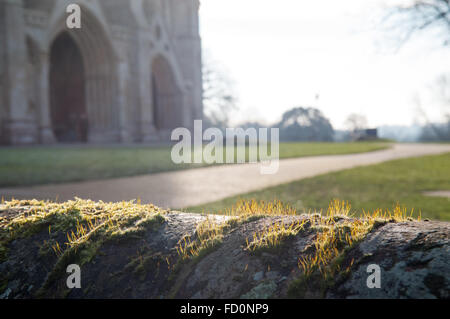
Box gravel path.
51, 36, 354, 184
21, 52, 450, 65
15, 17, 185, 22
423, 190, 450, 198
1, 143, 449, 209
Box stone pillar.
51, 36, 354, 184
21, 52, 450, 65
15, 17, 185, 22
0, 0, 33, 144
181, 86, 193, 130
172, 0, 203, 125
138, 33, 158, 142
38, 51, 56, 144
116, 60, 133, 143
108, 27, 134, 144
191, 0, 203, 122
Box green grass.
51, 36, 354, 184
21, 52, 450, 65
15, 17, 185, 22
276, 142, 388, 158
0, 145, 201, 188
188, 153, 450, 221
0, 142, 388, 187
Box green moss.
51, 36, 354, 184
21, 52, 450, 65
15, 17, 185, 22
192, 237, 223, 263
224, 215, 266, 230
0, 241, 8, 263
248, 232, 298, 254
0, 198, 167, 298
168, 213, 274, 297
38, 239, 59, 258
287, 275, 308, 298
168, 217, 236, 298
125, 249, 167, 281
78, 240, 103, 265
288, 247, 358, 299
9, 206, 82, 237
0, 203, 84, 262
288, 221, 375, 298
107, 212, 165, 242
246, 219, 307, 254
287, 273, 327, 298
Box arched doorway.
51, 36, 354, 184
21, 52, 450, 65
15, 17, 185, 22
151, 55, 183, 131
49, 32, 88, 143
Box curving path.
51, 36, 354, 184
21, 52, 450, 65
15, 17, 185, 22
1, 143, 449, 209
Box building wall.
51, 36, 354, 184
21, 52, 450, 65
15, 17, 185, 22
0, 0, 203, 144
0, 3, 5, 143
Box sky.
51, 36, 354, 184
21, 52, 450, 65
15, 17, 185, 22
199, 0, 450, 129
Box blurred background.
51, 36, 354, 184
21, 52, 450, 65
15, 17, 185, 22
0, 0, 449, 221
201, 0, 450, 141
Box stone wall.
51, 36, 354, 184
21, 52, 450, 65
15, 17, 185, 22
0, 0, 203, 145
0, 205, 448, 299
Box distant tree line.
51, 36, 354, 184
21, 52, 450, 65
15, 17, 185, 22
239, 107, 335, 142
275, 107, 334, 142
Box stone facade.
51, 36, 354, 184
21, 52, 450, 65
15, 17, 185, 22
0, 0, 203, 144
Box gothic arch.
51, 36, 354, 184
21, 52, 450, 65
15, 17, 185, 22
46, 4, 120, 142
49, 32, 87, 142
151, 54, 184, 131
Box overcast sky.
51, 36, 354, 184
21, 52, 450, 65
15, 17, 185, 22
199, 0, 450, 129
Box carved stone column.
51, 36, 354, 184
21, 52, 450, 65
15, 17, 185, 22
0, 0, 33, 144
38, 51, 56, 144
138, 33, 158, 142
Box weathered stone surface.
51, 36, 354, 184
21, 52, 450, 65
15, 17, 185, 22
327, 221, 450, 299
0, 211, 448, 299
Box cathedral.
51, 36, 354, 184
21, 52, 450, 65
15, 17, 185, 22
0, 0, 203, 144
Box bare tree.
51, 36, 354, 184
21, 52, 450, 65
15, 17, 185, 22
384, 1, 450, 140
385, 0, 450, 46
202, 52, 238, 129
434, 73, 450, 106
344, 113, 368, 133
417, 74, 450, 140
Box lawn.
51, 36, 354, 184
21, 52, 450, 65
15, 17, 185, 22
0, 142, 389, 187
188, 153, 450, 221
